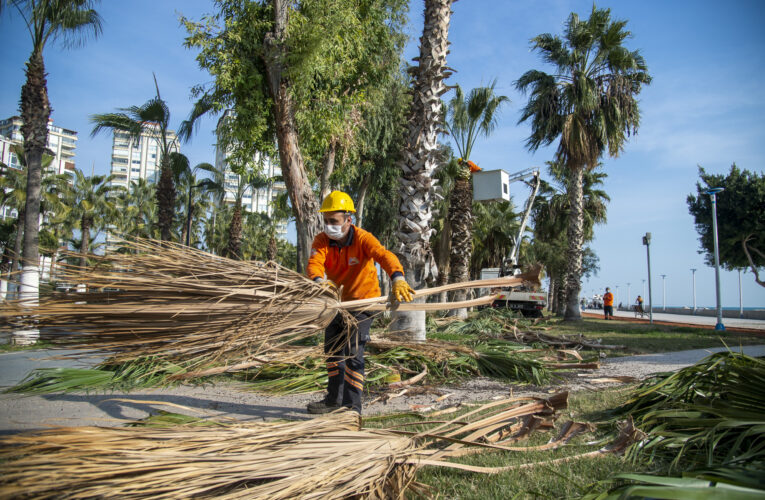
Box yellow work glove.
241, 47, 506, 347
392, 277, 415, 303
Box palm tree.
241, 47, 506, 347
168, 153, 215, 247
62, 169, 117, 269
90, 75, 179, 241
516, 6, 650, 321
0, 145, 63, 285
112, 178, 156, 240
532, 161, 610, 315
392, 0, 454, 341
1, 0, 101, 306
443, 81, 508, 318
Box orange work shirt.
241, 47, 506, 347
307, 225, 404, 301
603, 292, 614, 306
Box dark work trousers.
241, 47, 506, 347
324, 311, 373, 414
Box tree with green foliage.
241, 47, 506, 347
687, 164, 765, 288
516, 6, 650, 321
443, 81, 509, 318
180, 0, 407, 270
90, 76, 179, 242
1, 0, 101, 306
111, 178, 156, 241
62, 169, 117, 269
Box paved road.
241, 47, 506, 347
584, 308, 765, 331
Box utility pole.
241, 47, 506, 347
643, 233, 653, 324
691, 268, 697, 314
660, 274, 667, 311
707, 188, 725, 331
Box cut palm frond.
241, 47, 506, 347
0, 411, 420, 499
616, 351, 765, 471
1, 239, 539, 366
581, 470, 765, 499
0, 393, 577, 498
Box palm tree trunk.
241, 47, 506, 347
434, 213, 451, 303
563, 164, 585, 321
264, 0, 322, 272
547, 273, 556, 314
156, 158, 176, 241
355, 171, 372, 229
447, 176, 472, 318
226, 202, 243, 259
11, 214, 24, 275
19, 50, 50, 316
80, 217, 91, 270
391, 0, 453, 340
0, 243, 11, 301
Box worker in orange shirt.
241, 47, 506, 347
603, 287, 614, 320
306, 191, 415, 414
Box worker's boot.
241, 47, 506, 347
307, 398, 341, 414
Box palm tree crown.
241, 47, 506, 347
516, 6, 651, 168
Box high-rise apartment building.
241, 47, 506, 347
0, 135, 20, 220
108, 124, 179, 189
0, 115, 77, 176
214, 111, 287, 238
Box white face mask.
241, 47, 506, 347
324, 224, 347, 240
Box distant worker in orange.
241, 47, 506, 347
306, 191, 414, 415
603, 287, 614, 320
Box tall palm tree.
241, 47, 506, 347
90, 75, 178, 241
62, 169, 117, 269
443, 81, 508, 318
516, 6, 650, 321
392, 0, 453, 341
1, 0, 101, 306
532, 161, 610, 315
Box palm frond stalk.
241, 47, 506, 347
0, 240, 541, 366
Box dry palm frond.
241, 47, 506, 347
0, 393, 577, 498
1, 240, 538, 366
0, 411, 420, 500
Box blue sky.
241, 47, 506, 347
1, 0, 764, 309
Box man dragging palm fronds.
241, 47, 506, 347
306, 191, 414, 414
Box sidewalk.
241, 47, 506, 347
583, 308, 765, 331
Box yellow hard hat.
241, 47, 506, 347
320, 190, 356, 213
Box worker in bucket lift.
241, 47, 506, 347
306, 191, 415, 414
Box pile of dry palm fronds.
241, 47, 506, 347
0, 239, 540, 368
0, 411, 421, 499
0, 392, 595, 498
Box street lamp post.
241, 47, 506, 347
707, 188, 725, 331
627, 282, 631, 307
660, 274, 667, 311
738, 269, 744, 318
642, 279, 646, 303
615, 285, 620, 310
691, 268, 697, 314
643, 233, 653, 324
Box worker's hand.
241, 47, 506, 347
314, 277, 338, 294
392, 277, 415, 303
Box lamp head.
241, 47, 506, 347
706, 187, 724, 196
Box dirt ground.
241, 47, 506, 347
3, 344, 764, 434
